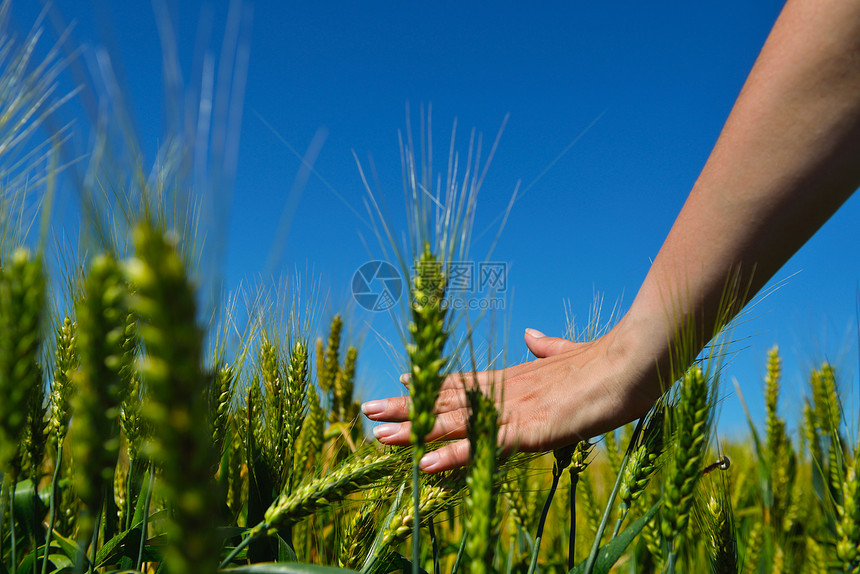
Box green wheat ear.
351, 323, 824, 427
320, 314, 343, 396
50, 317, 78, 447
407, 244, 448, 449
72, 254, 127, 538
211, 362, 236, 465
618, 409, 664, 517
125, 223, 219, 574
0, 248, 46, 478
836, 452, 860, 572
703, 475, 739, 574
662, 366, 713, 555
284, 339, 309, 493
465, 383, 501, 574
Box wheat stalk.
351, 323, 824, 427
0, 248, 46, 479
836, 453, 860, 572
662, 366, 713, 565
126, 223, 219, 574
71, 254, 127, 544
261, 451, 396, 531
465, 384, 500, 574
284, 340, 309, 494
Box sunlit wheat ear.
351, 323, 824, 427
702, 475, 738, 574
57, 457, 79, 537
284, 339, 309, 494
618, 409, 664, 518
23, 366, 47, 485
72, 254, 127, 540
227, 423, 245, 518
407, 244, 448, 451
374, 473, 466, 559
210, 362, 236, 465
0, 248, 46, 479
320, 314, 343, 397
113, 457, 128, 527
762, 346, 795, 530
333, 345, 357, 424
49, 317, 78, 447
772, 544, 786, 574
810, 362, 847, 498
781, 469, 807, 536
338, 485, 388, 568
294, 379, 324, 480
639, 491, 664, 571
465, 381, 501, 574
661, 366, 713, 556
836, 453, 860, 572
259, 334, 284, 461
118, 311, 138, 393
246, 377, 266, 453
763, 346, 783, 459
502, 465, 541, 535
811, 362, 840, 436
803, 398, 823, 467
742, 520, 763, 574
804, 537, 828, 574
125, 223, 219, 574
260, 451, 396, 531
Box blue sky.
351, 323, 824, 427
12, 1, 860, 440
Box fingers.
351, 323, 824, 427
419, 439, 471, 473
371, 407, 470, 445
362, 385, 471, 423
361, 397, 410, 422
524, 328, 577, 358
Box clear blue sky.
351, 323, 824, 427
13, 1, 860, 440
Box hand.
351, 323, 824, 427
361, 323, 661, 473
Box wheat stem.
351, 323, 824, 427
135, 461, 154, 572
584, 417, 644, 574
40, 441, 64, 574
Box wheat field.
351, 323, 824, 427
1, 4, 859, 574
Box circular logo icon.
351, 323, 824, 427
352, 261, 402, 311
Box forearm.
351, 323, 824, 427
619, 0, 860, 398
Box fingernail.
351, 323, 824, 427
525, 328, 546, 338
373, 423, 399, 440
419, 451, 440, 471
361, 400, 386, 416
399, 373, 411, 385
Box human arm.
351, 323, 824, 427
362, 0, 860, 472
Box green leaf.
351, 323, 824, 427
222, 564, 361, 573
96, 510, 168, 567
14, 547, 74, 574
569, 500, 660, 574
12, 479, 48, 543
277, 535, 298, 562
131, 468, 152, 527
247, 454, 277, 563
45, 528, 81, 562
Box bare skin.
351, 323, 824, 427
362, 0, 860, 473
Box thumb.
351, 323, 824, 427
524, 328, 577, 358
